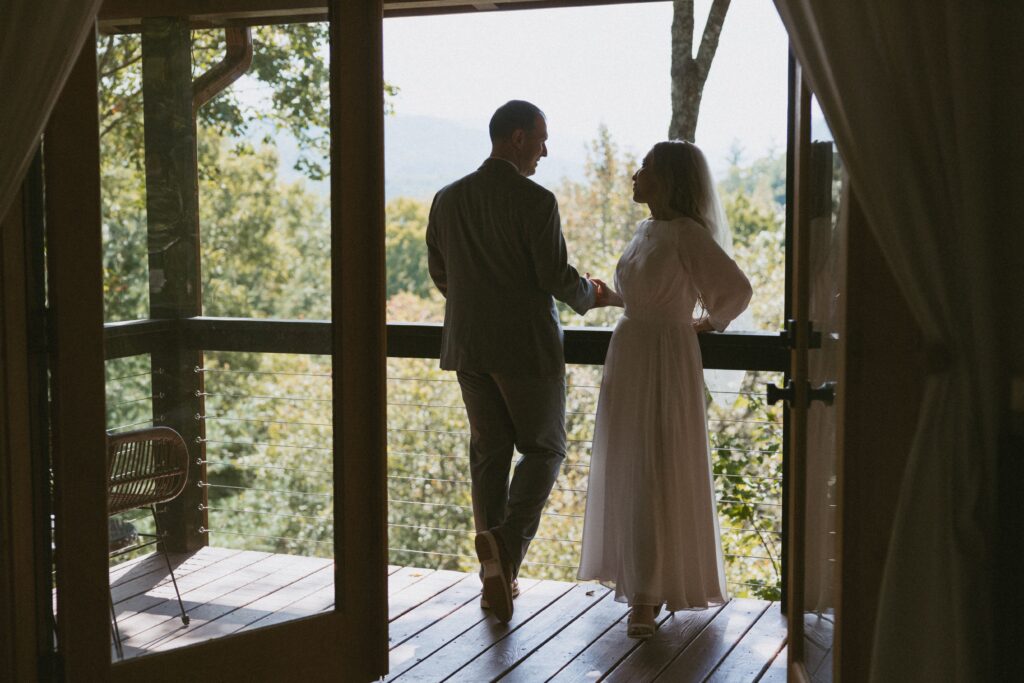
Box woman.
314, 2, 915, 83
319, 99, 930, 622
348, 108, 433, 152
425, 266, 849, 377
577, 140, 753, 638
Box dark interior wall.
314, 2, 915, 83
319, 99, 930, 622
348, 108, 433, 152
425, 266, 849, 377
997, 6, 1024, 375
995, 6, 1024, 678
0, 178, 36, 683
0, 188, 16, 683
836, 190, 926, 681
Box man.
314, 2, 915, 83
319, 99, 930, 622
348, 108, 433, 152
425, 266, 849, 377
426, 100, 609, 623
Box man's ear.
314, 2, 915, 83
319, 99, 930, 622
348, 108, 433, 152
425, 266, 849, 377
510, 128, 526, 149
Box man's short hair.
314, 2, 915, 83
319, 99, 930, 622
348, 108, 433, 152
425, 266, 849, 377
489, 100, 544, 142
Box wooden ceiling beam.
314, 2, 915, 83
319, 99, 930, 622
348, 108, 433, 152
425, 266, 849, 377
98, 0, 659, 33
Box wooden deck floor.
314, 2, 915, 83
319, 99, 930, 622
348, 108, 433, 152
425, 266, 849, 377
110, 548, 787, 680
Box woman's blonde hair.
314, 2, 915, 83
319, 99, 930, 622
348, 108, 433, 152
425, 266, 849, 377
648, 140, 716, 232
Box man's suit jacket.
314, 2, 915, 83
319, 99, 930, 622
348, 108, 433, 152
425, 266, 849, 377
426, 158, 595, 375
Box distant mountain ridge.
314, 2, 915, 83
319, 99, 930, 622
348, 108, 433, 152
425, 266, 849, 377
384, 114, 586, 201
274, 114, 800, 203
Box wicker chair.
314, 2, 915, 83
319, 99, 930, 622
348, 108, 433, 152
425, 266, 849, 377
107, 427, 191, 658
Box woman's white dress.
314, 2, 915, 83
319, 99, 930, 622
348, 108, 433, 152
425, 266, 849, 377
578, 217, 752, 610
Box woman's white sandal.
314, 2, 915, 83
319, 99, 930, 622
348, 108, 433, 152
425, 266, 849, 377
627, 605, 662, 640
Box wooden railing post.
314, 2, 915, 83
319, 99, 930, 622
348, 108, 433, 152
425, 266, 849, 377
141, 17, 206, 552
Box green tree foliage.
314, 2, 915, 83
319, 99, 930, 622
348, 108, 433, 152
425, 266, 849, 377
100, 137, 150, 322
199, 352, 336, 556
99, 34, 149, 323
708, 379, 783, 599
198, 138, 330, 319
557, 125, 647, 328
99, 25, 397, 182
99, 24, 368, 322
385, 198, 433, 300
720, 144, 786, 204
721, 146, 787, 332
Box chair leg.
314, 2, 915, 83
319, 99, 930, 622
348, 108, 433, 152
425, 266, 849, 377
110, 591, 124, 660
151, 505, 190, 627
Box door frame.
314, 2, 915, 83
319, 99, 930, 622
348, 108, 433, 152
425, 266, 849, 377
785, 59, 814, 682
42, 2, 388, 679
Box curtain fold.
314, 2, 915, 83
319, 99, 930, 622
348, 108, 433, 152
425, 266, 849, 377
772, 2, 999, 680
0, 1, 103, 221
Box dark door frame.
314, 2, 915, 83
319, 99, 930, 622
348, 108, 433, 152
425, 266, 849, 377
36, 2, 388, 680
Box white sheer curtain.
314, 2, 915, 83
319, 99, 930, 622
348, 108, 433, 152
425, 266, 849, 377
771, 3, 1000, 680
0, 1, 103, 220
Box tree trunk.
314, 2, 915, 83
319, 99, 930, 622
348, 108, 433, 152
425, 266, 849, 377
669, 0, 731, 142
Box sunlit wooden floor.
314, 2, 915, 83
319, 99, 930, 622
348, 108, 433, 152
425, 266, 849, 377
109, 547, 787, 680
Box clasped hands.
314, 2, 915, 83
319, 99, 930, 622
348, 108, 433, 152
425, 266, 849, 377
586, 273, 623, 308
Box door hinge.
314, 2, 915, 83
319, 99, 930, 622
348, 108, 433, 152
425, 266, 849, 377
779, 319, 822, 350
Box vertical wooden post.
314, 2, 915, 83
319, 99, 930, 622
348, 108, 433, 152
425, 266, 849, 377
141, 17, 206, 552
46, 30, 111, 675
332, 0, 389, 678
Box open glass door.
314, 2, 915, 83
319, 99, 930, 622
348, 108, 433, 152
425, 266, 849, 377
781, 63, 843, 682
44, 2, 388, 679
799, 94, 843, 682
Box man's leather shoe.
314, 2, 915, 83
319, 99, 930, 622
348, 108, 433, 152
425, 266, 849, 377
481, 579, 520, 609
475, 531, 513, 623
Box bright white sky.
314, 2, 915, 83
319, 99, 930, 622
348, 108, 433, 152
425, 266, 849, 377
382, 0, 790, 177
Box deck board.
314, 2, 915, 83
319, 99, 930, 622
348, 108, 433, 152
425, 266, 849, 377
391, 579, 575, 682
122, 552, 298, 651
388, 566, 436, 596
389, 569, 471, 622
602, 602, 728, 682
237, 565, 337, 632
757, 645, 788, 682
111, 546, 241, 604
109, 549, 786, 680
803, 612, 835, 678
654, 599, 771, 681
811, 648, 833, 682
447, 584, 611, 682
388, 573, 481, 644
500, 589, 628, 682
706, 603, 787, 682
546, 607, 673, 682
114, 549, 273, 644
387, 579, 538, 679
152, 556, 332, 650
108, 550, 170, 583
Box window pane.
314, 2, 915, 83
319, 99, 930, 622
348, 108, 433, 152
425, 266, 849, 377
101, 22, 335, 661
196, 25, 330, 320
100, 32, 149, 323
383, 1, 787, 331
382, 2, 787, 600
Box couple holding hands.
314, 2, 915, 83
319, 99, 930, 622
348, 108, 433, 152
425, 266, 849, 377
425, 100, 752, 638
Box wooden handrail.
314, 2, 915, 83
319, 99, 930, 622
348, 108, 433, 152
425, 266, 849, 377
103, 316, 790, 371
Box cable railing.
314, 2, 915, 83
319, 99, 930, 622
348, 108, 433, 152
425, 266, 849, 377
102, 333, 784, 600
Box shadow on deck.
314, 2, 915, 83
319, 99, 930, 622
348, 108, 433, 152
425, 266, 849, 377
108, 547, 787, 681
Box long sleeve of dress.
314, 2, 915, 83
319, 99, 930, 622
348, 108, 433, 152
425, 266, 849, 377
677, 221, 753, 332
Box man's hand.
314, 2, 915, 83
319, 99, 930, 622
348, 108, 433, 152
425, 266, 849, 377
587, 273, 623, 308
